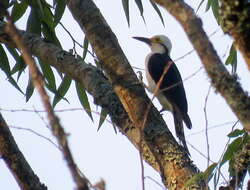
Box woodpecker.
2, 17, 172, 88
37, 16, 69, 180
133, 35, 192, 154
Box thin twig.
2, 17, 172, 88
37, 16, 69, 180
5, 12, 90, 190
144, 176, 166, 190
59, 22, 96, 58
204, 85, 212, 168
9, 125, 60, 149
139, 61, 173, 190
188, 121, 237, 136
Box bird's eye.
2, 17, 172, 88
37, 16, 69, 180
155, 38, 160, 42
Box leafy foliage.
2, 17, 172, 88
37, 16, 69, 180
206, 0, 220, 24
122, 0, 164, 26
225, 44, 237, 74
2, 0, 92, 123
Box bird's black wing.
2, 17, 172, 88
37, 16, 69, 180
147, 53, 188, 114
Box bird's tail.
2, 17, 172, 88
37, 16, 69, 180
183, 113, 192, 129
173, 110, 190, 155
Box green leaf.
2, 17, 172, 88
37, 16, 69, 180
52, 75, 72, 107
135, 0, 143, 14
97, 108, 108, 131
5, 46, 26, 78
7, 76, 24, 94
42, 22, 61, 47
26, 8, 41, 34
122, 0, 130, 26
0, 44, 23, 94
54, 0, 66, 26
203, 163, 217, 181
225, 44, 237, 74
82, 36, 89, 60
11, 58, 26, 79
0, 44, 11, 73
25, 74, 34, 102
41, 2, 54, 30
220, 137, 243, 166
205, 0, 212, 11
75, 82, 93, 121
11, 0, 28, 22
149, 0, 165, 26
227, 129, 244, 138
211, 0, 220, 24
38, 58, 56, 91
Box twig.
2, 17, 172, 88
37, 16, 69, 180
9, 125, 59, 149
139, 61, 173, 190
204, 85, 212, 168
188, 121, 237, 136
144, 176, 166, 190
5, 12, 90, 190
59, 22, 96, 58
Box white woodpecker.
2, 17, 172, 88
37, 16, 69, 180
133, 35, 192, 154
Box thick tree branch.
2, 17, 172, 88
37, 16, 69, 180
66, 0, 207, 189
220, 0, 250, 71
0, 21, 205, 190
0, 113, 47, 190
153, 0, 250, 132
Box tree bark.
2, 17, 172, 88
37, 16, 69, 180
0, 18, 205, 190
66, 0, 206, 189
220, 0, 250, 71
0, 113, 47, 190
154, 0, 250, 132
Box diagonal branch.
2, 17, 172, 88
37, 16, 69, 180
4, 13, 90, 190
0, 113, 47, 190
66, 0, 205, 189
220, 0, 250, 71
153, 0, 250, 132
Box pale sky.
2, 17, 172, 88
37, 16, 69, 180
0, 0, 249, 189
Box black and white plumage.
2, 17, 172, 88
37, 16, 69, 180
133, 35, 192, 154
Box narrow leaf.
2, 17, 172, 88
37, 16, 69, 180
227, 129, 244, 138
149, 0, 165, 26
52, 75, 72, 107
6, 46, 27, 78
205, 0, 212, 11
0, 44, 11, 73
211, 0, 220, 24
42, 22, 61, 47
54, 0, 66, 26
25, 74, 35, 102
26, 8, 41, 34
82, 36, 89, 60
11, 0, 28, 22
97, 108, 108, 131
220, 137, 242, 166
75, 82, 93, 121
38, 58, 56, 91
7, 76, 24, 94
203, 163, 217, 181
122, 0, 130, 26
41, 2, 54, 29
134, 0, 143, 16
225, 43, 237, 74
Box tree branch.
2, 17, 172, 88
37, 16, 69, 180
0, 113, 47, 190
4, 14, 90, 190
153, 0, 250, 132
220, 0, 250, 71
0, 10, 204, 189
66, 0, 206, 189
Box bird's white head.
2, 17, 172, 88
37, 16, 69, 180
133, 35, 172, 54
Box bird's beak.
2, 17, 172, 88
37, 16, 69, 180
133, 37, 151, 45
